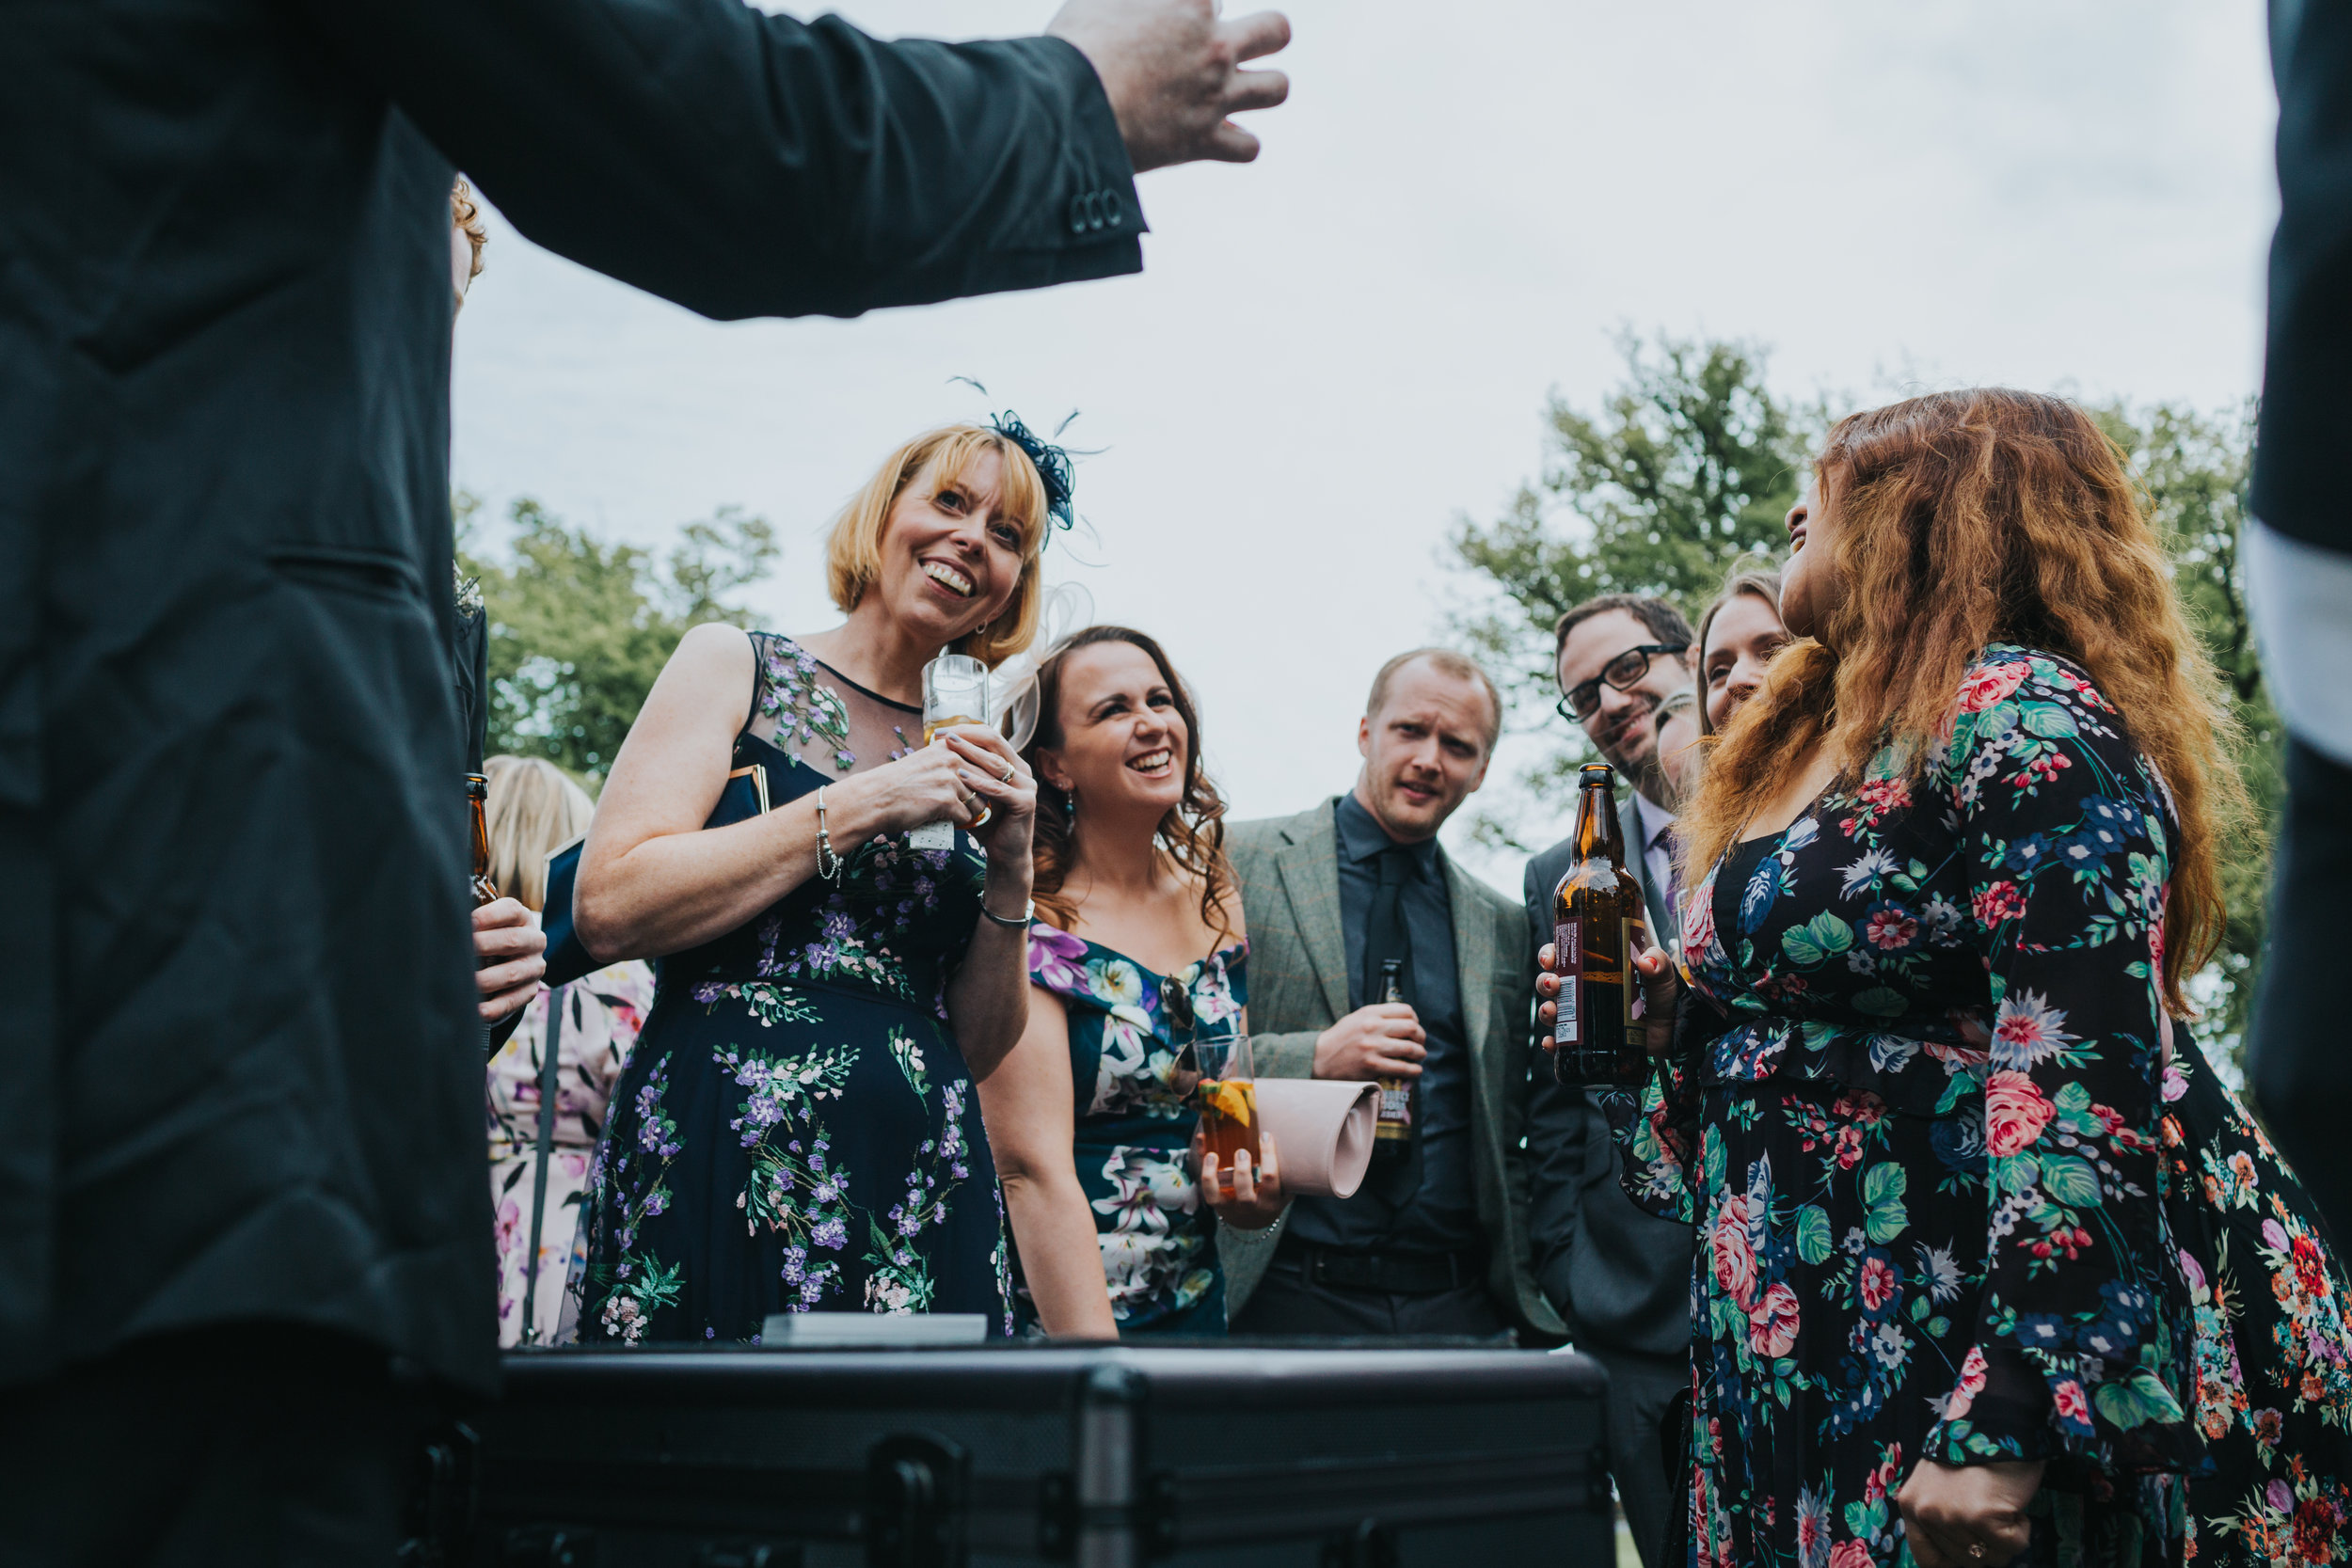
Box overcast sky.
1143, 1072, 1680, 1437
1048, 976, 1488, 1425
451, 0, 2279, 894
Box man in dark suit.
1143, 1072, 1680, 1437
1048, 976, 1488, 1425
0, 0, 1287, 1557
1521, 592, 1699, 1568
2247, 0, 2352, 1245
1222, 650, 1558, 1340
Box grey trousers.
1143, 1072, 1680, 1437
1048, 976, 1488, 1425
1586, 1343, 1690, 1568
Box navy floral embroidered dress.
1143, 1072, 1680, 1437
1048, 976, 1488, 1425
1023, 926, 1248, 1334
2159, 1037, 2352, 1565
577, 634, 1009, 1342
1618, 646, 2200, 1568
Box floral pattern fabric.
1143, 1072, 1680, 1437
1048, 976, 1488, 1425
2160, 1037, 2352, 1567
1025, 924, 1247, 1334
1617, 645, 2199, 1568
486, 958, 655, 1346
574, 635, 1009, 1342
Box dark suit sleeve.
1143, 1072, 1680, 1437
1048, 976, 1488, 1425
2250, 741, 2352, 1244
2252, 0, 2352, 549
295, 1, 1142, 320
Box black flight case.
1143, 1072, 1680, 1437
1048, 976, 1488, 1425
433, 1343, 1613, 1568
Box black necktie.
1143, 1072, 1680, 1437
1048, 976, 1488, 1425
1364, 845, 1415, 1008
1363, 844, 1423, 1213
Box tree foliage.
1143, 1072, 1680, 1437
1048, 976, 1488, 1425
1452, 331, 1822, 728
456, 494, 779, 784
1450, 331, 2273, 1063
2090, 399, 2275, 1053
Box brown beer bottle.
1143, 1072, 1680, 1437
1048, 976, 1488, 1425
466, 773, 500, 907
1550, 763, 1649, 1087
1371, 958, 1414, 1164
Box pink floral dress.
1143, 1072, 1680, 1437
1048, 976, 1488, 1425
486, 958, 653, 1346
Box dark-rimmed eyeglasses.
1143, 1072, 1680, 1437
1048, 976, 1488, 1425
1556, 643, 1690, 726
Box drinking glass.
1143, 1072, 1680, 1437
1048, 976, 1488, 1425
922, 655, 991, 744
1191, 1034, 1261, 1200
914, 655, 992, 847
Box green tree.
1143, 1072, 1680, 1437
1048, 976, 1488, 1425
2090, 399, 2275, 1058
456, 495, 778, 783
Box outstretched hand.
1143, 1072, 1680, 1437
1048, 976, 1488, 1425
1047, 0, 1292, 171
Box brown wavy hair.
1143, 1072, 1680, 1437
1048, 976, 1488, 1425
1679, 388, 2248, 1014
1023, 626, 1236, 942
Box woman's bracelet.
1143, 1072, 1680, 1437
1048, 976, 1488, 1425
816, 785, 844, 885
978, 895, 1033, 929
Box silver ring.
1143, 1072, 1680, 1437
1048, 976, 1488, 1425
1968, 1546, 1986, 1562
997, 761, 1015, 784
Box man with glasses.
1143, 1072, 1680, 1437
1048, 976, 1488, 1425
1518, 593, 1698, 1568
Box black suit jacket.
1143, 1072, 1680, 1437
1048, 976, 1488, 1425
2245, 1, 2352, 1245
1520, 825, 1694, 1361
0, 0, 1138, 1395
2252, 0, 2352, 554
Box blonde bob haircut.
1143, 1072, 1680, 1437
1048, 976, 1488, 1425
484, 754, 595, 913
824, 425, 1053, 670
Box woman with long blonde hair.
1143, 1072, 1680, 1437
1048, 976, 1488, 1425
1547, 389, 2255, 1568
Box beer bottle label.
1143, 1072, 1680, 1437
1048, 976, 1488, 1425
1553, 918, 1581, 1045
1622, 915, 1645, 1026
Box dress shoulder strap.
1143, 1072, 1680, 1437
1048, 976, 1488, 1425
742, 630, 783, 737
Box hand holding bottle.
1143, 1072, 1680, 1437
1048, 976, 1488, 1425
1311, 1004, 1426, 1081
1537, 941, 1678, 1057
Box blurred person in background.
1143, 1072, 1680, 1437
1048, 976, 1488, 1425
1520, 592, 1701, 1568
1700, 516, 2352, 1568
572, 422, 1052, 1342
481, 756, 654, 1349
1222, 649, 1552, 1340
2246, 0, 2352, 1250
994, 626, 1281, 1339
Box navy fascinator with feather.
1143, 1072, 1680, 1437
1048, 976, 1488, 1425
986, 409, 1077, 545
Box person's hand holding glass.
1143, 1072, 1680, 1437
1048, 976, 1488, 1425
1180, 1033, 1283, 1228
912, 654, 1035, 855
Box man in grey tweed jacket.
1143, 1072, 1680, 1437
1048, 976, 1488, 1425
1216, 649, 1563, 1339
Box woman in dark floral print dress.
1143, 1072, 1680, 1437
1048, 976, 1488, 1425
1675, 567, 2352, 1568
1547, 390, 2263, 1568
571, 424, 1071, 1341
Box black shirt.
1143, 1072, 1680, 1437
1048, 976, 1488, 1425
1283, 795, 1481, 1256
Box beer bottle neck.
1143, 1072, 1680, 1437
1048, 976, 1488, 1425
1573, 782, 1629, 867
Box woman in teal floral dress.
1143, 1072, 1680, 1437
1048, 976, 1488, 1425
1677, 562, 2352, 1568
980, 626, 1282, 1337
572, 423, 1071, 1341
1554, 391, 2263, 1568
1024, 925, 1249, 1331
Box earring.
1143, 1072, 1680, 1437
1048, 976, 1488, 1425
1065, 784, 1077, 818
